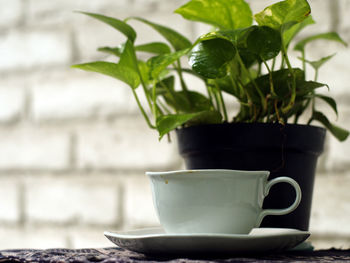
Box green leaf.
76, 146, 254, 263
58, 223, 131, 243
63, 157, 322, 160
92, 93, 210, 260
254, 0, 311, 31
156, 111, 222, 140
315, 94, 338, 116
148, 48, 189, 79
128, 17, 192, 51
296, 81, 328, 97
283, 15, 315, 46
156, 112, 202, 140
98, 45, 123, 57
246, 26, 282, 61
135, 42, 171, 55
189, 38, 236, 79
78, 11, 136, 42
71, 61, 140, 89
294, 32, 348, 52
298, 54, 336, 71
138, 60, 150, 85
244, 68, 305, 103
119, 40, 138, 70
312, 111, 349, 141
175, 0, 253, 30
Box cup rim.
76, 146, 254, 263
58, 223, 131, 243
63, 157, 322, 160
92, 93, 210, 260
146, 169, 270, 178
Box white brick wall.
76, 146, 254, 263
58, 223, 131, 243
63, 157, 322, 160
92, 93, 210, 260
25, 175, 121, 225
0, 178, 20, 222
123, 175, 160, 229
0, 0, 22, 27
31, 70, 136, 121
0, 29, 72, 71
76, 118, 180, 171
0, 0, 349, 250
0, 126, 70, 170
0, 86, 24, 123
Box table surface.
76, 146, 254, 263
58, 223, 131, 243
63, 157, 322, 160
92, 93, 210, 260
0, 247, 350, 263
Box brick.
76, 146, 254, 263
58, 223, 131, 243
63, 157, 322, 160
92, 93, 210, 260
0, 179, 20, 222
0, 86, 24, 123
26, 0, 130, 26
31, 69, 136, 121
0, 0, 22, 28
25, 175, 120, 225
0, 226, 67, 249
310, 173, 350, 235
123, 175, 160, 229
0, 29, 71, 71
339, 0, 350, 31
76, 118, 181, 170
0, 126, 70, 170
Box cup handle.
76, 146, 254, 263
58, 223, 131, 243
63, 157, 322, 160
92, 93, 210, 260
255, 176, 302, 227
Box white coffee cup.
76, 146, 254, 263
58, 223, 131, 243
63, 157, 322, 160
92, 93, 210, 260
146, 169, 301, 235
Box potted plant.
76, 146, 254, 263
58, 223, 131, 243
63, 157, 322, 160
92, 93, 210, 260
72, 0, 348, 231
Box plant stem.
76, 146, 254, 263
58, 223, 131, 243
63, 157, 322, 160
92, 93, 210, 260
213, 89, 221, 113
236, 53, 267, 112
176, 60, 192, 106
215, 82, 228, 121
132, 89, 155, 129
281, 41, 296, 114
271, 57, 276, 71
263, 60, 276, 97
301, 50, 307, 76
205, 82, 215, 108
152, 82, 157, 118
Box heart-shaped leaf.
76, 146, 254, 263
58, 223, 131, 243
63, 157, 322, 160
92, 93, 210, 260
128, 17, 192, 51
254, 0, 311, 32
156, 112, 201, 140
148, 48, 190, 80
189, 38, 236, 79
294, 32, 348, 52
298, 54, 336, 71
119, 40, 138, 71
78, 12, 136, 42
283, 16, 315, 46
135, 42, 171, 55
246, 26, 282, 61
175, 0, 253, 30
315, 94, 338, 116
71, 61, 140, 89
311, 111, 349, 141
156, 111, 222, 140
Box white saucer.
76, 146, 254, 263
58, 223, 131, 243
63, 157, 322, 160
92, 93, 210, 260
104, 227, 310, 255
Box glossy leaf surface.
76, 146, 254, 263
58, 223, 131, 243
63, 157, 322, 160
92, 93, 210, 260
254, 0, 311, 31
175, 0, 252, 30
71, 62, 140, 89
246, 26, 282, 61
189, 38, 235, 79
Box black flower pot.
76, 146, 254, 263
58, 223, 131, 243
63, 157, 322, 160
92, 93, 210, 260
176, 122, 326, 231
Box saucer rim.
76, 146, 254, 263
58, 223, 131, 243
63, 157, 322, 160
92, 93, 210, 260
104, 227, 310, 240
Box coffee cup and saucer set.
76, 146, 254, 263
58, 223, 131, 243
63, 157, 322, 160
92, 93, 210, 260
104, 170, 310, 255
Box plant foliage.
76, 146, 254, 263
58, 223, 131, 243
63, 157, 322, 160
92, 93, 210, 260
72, 0, 348, 141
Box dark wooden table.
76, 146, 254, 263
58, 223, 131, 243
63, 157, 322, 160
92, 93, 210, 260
0, 247, 350, 262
